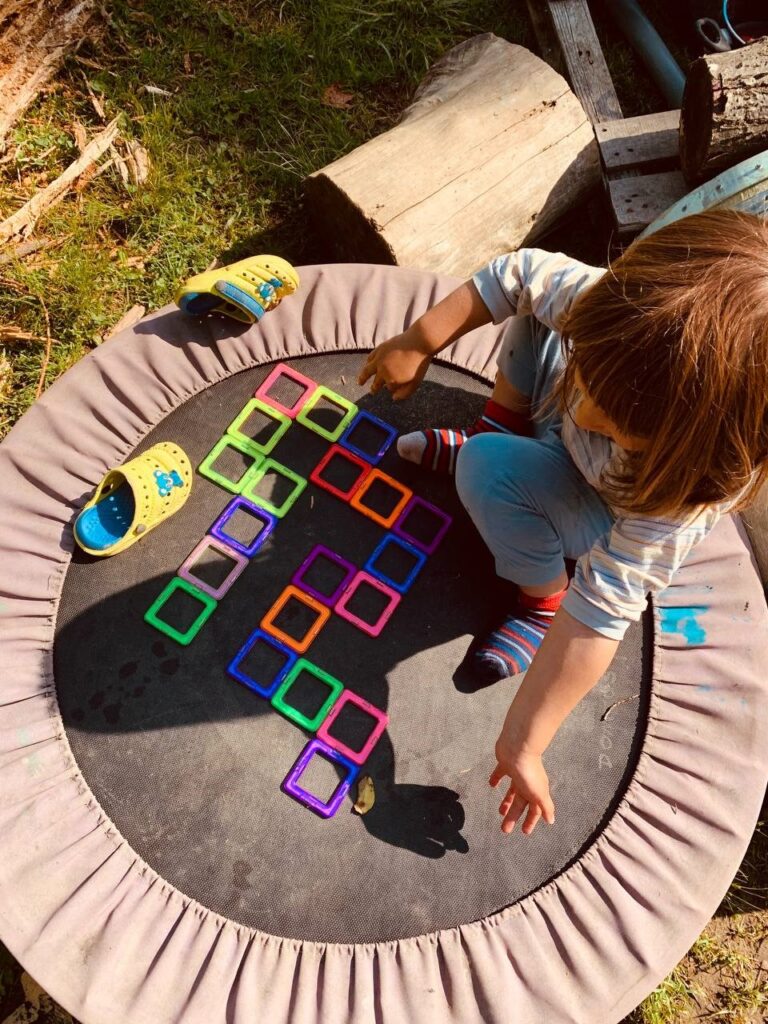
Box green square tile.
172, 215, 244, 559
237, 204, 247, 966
144, 577, 217, 646
295, 385, 358, 442
198, 435, 264, 493
241, 457, 306, 518
227, 397, 292, 456
271, 658, 344, 731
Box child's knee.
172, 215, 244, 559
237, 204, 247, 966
456, 432, 514, 517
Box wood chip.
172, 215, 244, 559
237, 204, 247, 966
322, 84, 355, 109
34, 295, 52, 399
83, 75, 106, 121
353, 775, 375, 815
124, 138, 150, 185
0, 354, 12, 403
142, 84, 173, 97
104, 304, 146, 340
0, 117, 119, 244
72, 121, 88, 153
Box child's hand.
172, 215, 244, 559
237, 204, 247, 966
358, 329, 432, 401
489, 746, 555, 836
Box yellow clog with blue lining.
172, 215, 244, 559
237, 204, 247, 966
176, 254, 299, 324
74, 442, 192, 557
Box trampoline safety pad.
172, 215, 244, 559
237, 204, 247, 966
0, 263, 767, 1024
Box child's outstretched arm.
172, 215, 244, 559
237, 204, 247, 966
490, 610, 618, 836
357, 280, 491, 400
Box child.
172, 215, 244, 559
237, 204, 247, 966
358, 210, 768, 838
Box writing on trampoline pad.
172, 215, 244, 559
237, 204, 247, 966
597, 670, 617, 770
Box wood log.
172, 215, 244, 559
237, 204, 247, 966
0, 0, 97, 147
306, 34, 599, 278
680, 38, 768, 184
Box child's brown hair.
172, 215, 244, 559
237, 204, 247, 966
557, 209, 768, 517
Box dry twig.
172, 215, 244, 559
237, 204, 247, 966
34, 296, 53, 399
0, 117, 119, 244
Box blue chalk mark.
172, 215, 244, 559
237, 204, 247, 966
659, 605, 708, 645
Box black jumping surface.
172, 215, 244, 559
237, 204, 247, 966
55, 353, 649, 943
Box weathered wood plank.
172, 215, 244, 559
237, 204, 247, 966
608, 170, 687, 235
547, 0, 622, 123
525, 0, 565, 76
597, 110, 680, 170
638, 150, 768, 237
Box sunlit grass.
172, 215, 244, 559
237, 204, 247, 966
0, 0, 529, 435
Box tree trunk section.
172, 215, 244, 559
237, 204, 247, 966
306, 34, 600, 278
680, 38, 768, 184
0, 0, 97, 147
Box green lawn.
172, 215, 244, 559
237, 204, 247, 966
1, 2, 765, 1022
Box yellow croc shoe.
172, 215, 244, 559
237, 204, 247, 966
176, 254, 299, 324
74, 442, 192, 557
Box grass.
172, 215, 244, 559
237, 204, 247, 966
0, 0, 531, 434
1, 2, 766, 1022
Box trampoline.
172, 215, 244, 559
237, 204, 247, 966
1, 261, 767, 1024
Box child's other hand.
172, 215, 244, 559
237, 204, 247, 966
357, 330, 431, 401
489, 749, 555, 837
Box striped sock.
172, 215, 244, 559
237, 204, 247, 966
396, 399, 533, 475
472, 587, 567, 682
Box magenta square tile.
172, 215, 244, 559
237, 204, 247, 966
178, 535, 249, 599
292, 544, 357, 607
254, 362, 318, 418
334, 570, 401, 637
393, 495, 452, 554
317, 690, 389, 765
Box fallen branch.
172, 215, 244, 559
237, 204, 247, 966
0, 0, 98, 146
0, 235, 64, 266
0, 117, 119, 244
0, 323, 48, 344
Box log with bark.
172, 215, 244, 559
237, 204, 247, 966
0, 0, 97, 147
680, 37, 768, 184
305, 34, 600, 278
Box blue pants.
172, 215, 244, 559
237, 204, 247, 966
455, 317, 613, 586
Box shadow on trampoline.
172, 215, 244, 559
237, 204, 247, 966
55, 559, 482, 859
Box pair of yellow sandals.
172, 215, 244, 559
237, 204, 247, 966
74, 255, 299, 558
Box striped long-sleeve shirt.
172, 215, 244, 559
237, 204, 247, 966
473, 248, 721, 641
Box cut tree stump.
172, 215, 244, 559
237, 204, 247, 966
306, 34, 599, 278
0, 0, 97, 147
680, 38, 768, 184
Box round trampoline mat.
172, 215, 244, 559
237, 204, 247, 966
55, 352, 648, 944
